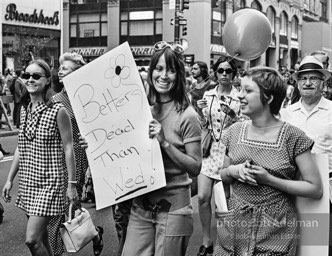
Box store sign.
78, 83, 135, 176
131, 46, 154, 56
71, 47, 107, 57
210, 44, 226, 54
5, 4, 59, 26
2, 0, 61, 29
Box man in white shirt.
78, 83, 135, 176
281, 55, 332, 252
282, 55, 332, 180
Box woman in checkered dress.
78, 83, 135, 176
215, 67, 322, 255
2, 59, 78, 256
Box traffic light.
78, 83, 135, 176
180, 0, 190, 11
182, 25, 187, 36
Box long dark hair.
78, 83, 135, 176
146, 47, 189, 112
22, 59, 55, 109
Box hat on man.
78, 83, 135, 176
292, 55, 331, 81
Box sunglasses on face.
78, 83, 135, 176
153, 41, 184, 54
22, 73, 46, 80
217, 68, 233, 74
298, 76, 324, 84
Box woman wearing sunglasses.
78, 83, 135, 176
196, 54, 242, 256
2, 59, 78, 256
121, 41, 202, 256
48, 52, 103, 256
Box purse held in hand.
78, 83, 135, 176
60, 203, 98, 252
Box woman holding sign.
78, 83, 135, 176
2, 59, 78, 256
121, 41, 202, 256
215, 67, 322, 255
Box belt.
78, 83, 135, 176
138, 198, 172, 219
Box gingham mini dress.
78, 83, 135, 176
16, 102, 66, 216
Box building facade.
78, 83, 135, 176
1, 0, 62, 73
2, 0, 329, 73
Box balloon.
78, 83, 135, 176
222, 9, 272, 61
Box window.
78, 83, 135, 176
233, 0, 246, 12
251, 0, 262, 11
69, 1, 107, 47
320, 0, 327, 20
120, 10, 162, 43
266, 7, 275, 33
280, 12, 288, 36
291, 16, 299, 39
212, 11, 222, 36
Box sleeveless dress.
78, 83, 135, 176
48, 89, 89, 255
16, 102, 66, 216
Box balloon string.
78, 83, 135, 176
186, 53, 239, 95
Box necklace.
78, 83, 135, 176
156, 99, 173, 104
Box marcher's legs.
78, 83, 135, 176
112, 199, 132, 256
197, 174, 215, 249
25, 216, 53, 256
155, 205, 193, 256
48, 215, 65, 256
121, 202, 155, 256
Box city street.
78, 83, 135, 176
0, 132, 216, 256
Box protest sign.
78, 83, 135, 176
63, 42, 166, 210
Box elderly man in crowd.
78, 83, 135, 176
281, 55, 332, 253
282, 55, 332, 183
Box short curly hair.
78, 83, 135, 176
59, 52, 86, 71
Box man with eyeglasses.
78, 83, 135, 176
281, 55, 332, 253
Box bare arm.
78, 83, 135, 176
149, 119, 202, 177
247, 150, 322, 199
57, 107, 78, 201
2, 148, 20, 202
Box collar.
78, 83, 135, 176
204, 85, 240, 101
27, 101, 48, 114
290, 97, 330, 112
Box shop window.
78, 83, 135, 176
266, 6, 275, 33
280, 12, 288, 36
291, 16, 298, 39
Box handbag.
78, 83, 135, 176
202, 127, 213, 158
60, 203, 98, 252
201, 95, 215, 158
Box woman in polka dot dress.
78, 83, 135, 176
196, 54, 241, 256
2, 59, 78, 256
216, 67, 322, 255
